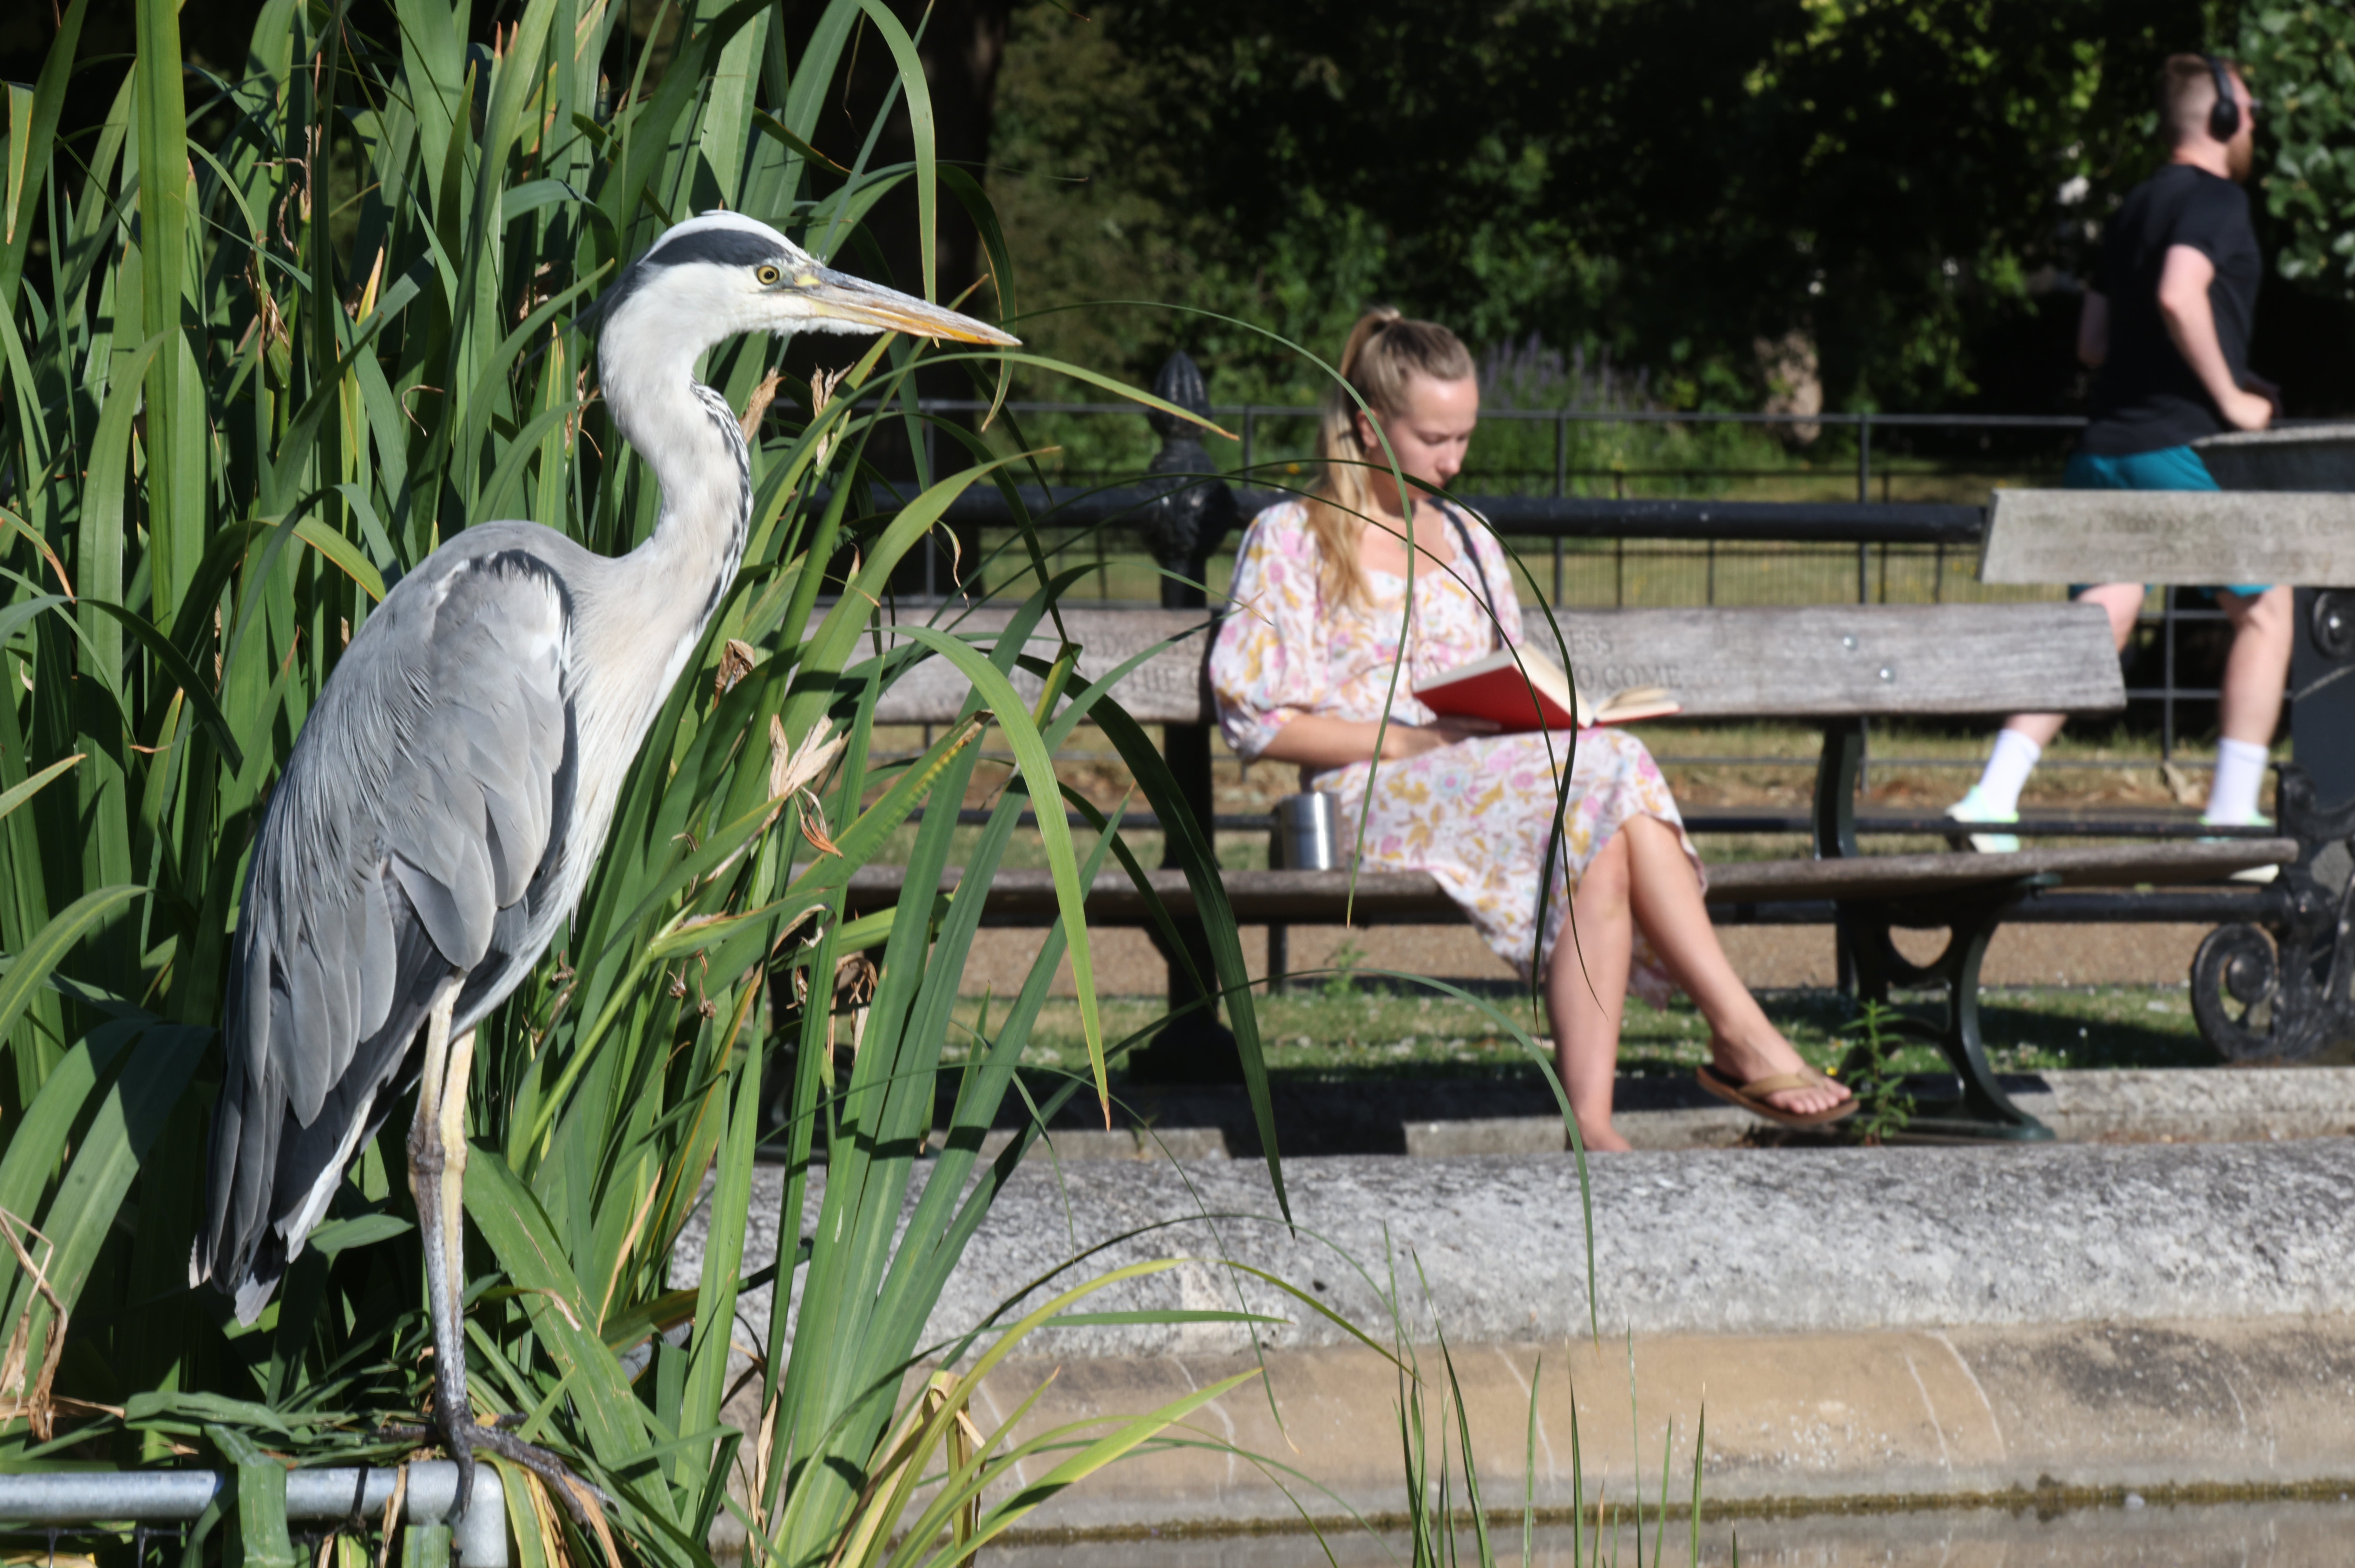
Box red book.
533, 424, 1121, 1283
1413, 648, 1681, 732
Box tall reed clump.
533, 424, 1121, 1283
0, 0, 1273, 1562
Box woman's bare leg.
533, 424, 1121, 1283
1548, 829, 1635, 1152
1617, 814, 1850, 1117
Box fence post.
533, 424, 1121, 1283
1553, 412, 1568, 604
2162, 589, 2178, 762
1128, 351, 1245, 1080
1856, 414, 1872, 604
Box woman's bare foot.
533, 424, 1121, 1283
1706, 1026, 1851, 1118
1575, 1119, 1634, 1153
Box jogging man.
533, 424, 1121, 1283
1949, 53, 2289, 858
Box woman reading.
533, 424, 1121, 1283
1208, 308, 1853, 1149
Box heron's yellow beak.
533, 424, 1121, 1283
787, 266, 1020, 346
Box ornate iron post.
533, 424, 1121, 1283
1126, 352, 1243, 1080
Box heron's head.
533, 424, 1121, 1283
591, 211, 1019, 361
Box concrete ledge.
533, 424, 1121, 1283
963, 1316, 2355, 1532
683, 1138, 2355, 1526
690, 1139, 2355, 1354
889, 1066, 2355, 1163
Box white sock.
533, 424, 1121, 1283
2207, 738, 2271, 824
1971, 730, 2042, 815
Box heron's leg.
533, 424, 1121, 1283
396, 983, 603, 1528
406, 979, 479, 1518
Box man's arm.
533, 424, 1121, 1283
2155, 244, 2271, 430
2077, 290, 2109, 368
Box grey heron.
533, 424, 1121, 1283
190, 210, 1015, 1506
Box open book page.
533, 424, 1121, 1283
1413, 648, 1682, 731
1585, 683, 1681, 726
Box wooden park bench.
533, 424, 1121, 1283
850, 600, 2293, 1140
1985, 452, 2355, 1068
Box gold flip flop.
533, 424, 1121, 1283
1696, 1063, 1858, 1128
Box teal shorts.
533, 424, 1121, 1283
2063, 446, 2271, 599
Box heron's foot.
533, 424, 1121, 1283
464, 1424, 606, 1528
376, 1409, 606, 1528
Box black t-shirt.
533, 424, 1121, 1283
2083, 164, 2262, 456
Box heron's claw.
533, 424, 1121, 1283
465, 1425, 609, 1527
377, 1406, 606, 1529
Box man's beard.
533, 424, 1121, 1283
2229, 134, 2254, 182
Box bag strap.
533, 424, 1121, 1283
1431, 499, 1503, 650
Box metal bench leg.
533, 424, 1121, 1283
2191, 762, 2352, 1061
1843, 887, 2053, 1141
1809, 717, 2049, 1138
1126, 721, 1243, 1082
1125, 351, 1245, 1083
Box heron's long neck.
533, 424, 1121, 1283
605, 362, 752, 685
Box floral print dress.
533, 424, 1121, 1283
1209, 500, 1701, 999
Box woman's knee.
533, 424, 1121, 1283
1617, 811, 1692, 875
1577, 826, 1633, 905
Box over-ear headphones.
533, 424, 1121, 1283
2205, 54, 2241, 141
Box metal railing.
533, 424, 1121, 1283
0, 1463, 506, 1568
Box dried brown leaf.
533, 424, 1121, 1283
716, 638, 757, 696
375, 1465, 408, 1568
809, 365, 850, 469
738, 369, 786, 441
0, 1210, 63, 1441
799, 816, 841, 858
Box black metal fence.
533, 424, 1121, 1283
869, 369, 2236, 768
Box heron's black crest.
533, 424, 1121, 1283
574, 225, 797, 334
646, 227, 793, 271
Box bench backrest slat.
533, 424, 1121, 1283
2195, 424, 2355, 492
1981, 488, 2355, 586
871, 603, 2122, 726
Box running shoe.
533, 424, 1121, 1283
1944, 786, 2020, 854
2201, 809, 2280, 884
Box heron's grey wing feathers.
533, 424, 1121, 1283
196, 541, 578, 1316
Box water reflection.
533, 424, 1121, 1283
991, 1497, 2355, 1566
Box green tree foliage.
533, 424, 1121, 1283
995, 0, 2229, 408
2244, 2, 2355, 300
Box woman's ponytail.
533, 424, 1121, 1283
1305, 307, 1474, 610
1336, 306, 1403, 382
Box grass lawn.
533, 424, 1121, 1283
937, 980, 2214, 1085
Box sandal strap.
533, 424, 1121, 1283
1723, 1070, 1824, 1097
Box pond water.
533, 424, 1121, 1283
988, 1495, 2355, 1566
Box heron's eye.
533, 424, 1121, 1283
755, 265, 782, 286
